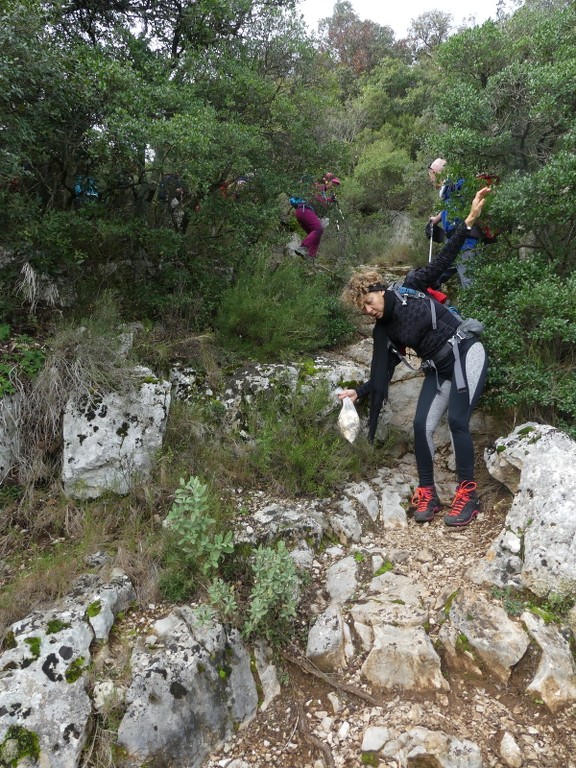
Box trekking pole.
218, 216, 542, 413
341, 203, 359, 254
336, 202, 353, 238
428, 218, 434, 263
331, 199, 343, 231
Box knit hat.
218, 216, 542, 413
429, 158, 447, 173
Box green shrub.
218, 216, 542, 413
492, 586, 575, 622
157, 550, 198, 603
206, 577, 238, 622
163, 475, 234, 577
346, 137, 411, 212
160, 482, 302, 644
243, 541, 300, 642
214, 254, 354, 360
0, 329, 46, 398
243, 381, 375, 497
459, 252, 576, 436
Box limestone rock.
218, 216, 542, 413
62, 366, 171, 498
499, 731, 523, 768
361, 625, 449, 692
0, 573, 132, 768
117, 609, 258, 768
522, 610, 576, 713
305, 605, 347, 672
325, 555, 358, 605
477, 423, 576, 597
442, 588, 529, 682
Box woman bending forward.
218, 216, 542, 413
339, 187, 491, 527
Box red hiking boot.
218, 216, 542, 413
444, 481, 480, 527
411, 485, 441, 523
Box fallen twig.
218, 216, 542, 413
296, 697, 336, 768
283, 650, 380, 707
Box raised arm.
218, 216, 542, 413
408, 186, 492, 290
465, 186, 491, 228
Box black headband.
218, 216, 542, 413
367, 283, 387, 293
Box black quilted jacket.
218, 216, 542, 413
356, 221, 471, 439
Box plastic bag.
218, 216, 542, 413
338, 397, 360, 444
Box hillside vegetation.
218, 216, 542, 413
1, 0, 575, 665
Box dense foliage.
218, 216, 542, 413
0, 0, 342, 326
427, 0, 576, 432
1, 0, 576, 430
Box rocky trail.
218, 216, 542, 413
204, 444, 576, 768
3, 345, 576, 768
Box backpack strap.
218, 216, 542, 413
393, 285, 438, 329
388, 340, 419, 372
424, 319, 484, 393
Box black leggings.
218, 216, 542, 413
413, 340, 488, 487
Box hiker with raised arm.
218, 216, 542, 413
427, 159, 491, 287
339, 186, 492, 528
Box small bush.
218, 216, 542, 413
214, 254, 354, 360
491, 586, 576, 622
459, 252, 576, 436
243, 381, 374, 497
157, 550, 198, 603
163, 475, 234, 577
243, 541, 300, 642
12, 292, 138, 485
0, 327, 45, 398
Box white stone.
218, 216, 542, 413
62, 367, 171, 498
500, 731, 523, 768
325, 556, 358, 605
93, 680, 117, 711
361, 726, 390, 752
305, 605, 347, 672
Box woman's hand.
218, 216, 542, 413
338, 389, 358, 403
465, 186, 491, 227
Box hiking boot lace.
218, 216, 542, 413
447, 481, 477, 516
411, 486, 436, 513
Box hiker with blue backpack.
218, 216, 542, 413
290, 173, 341, 261
426, 159, 492, 287
339, 186, 492, 528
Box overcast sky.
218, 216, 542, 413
298, 0, 510, 38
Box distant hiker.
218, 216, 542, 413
427, 161, 497, 287
73, 175, 99, 207
428, 157, 447, 188
426, 162, 481, 287
158, 173, 185, 206
290, 173, 341, 261
158, 173, 187, 230
220, 173, 254, 200
339, 186, 492, 528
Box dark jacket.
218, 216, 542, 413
357, 222, 471, 439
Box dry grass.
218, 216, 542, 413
0, 547, 84, 636
10, 302, 142, 488
0, 483, 171, 640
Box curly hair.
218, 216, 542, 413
341, 269, 388, 310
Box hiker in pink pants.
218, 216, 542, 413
293, 173, 341, 260
294, 203, 324, 259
